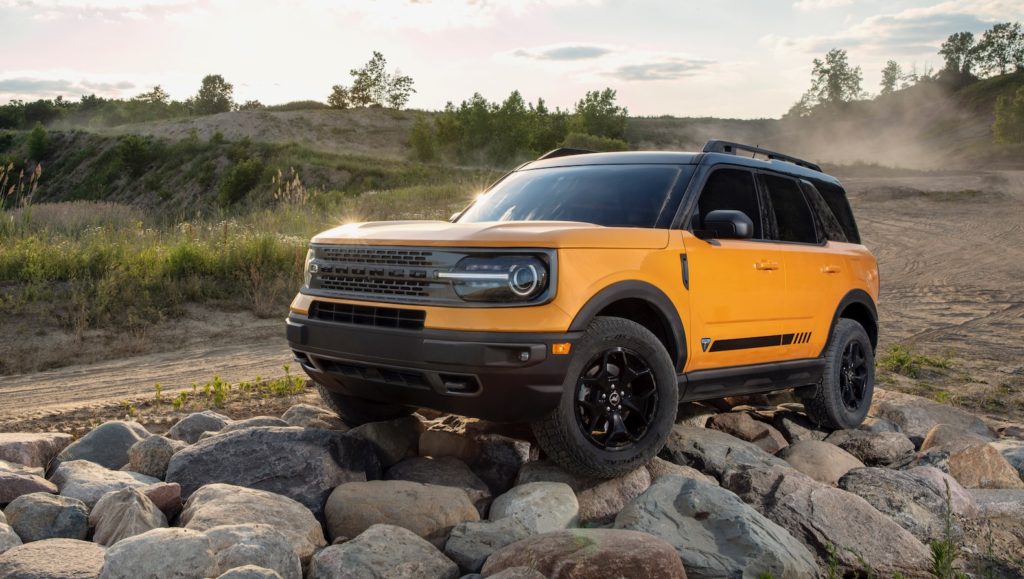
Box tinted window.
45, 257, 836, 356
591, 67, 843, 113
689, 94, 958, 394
763, 174, 818, 244
694, 168, 763, 239
458, 165, 685, 228
800, 181, 847, 242
814, 181, 861, 243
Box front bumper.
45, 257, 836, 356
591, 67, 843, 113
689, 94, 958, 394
286, 313, 581, 422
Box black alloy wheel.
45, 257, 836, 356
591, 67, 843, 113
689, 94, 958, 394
574, 347, 659, 451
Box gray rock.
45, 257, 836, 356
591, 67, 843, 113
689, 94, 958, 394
777, 440, 865, 485
488, 482, 578, 534
99, 527, 215, 579
166, 426, 380, 518
614, 475, 817, 578
50, 460, 160, 508
676, 403, 718, 428
860, 416, 899, 433
281, 404, 347, 431
824, 429, 915, 467
0, 433, 74, 469
56, 421, 151, 470
484, 568, 545, 579
660, 425, 788, 481
142, 482, 183, 520
514, 461, 651, 525
991, 439, 1024, 481
771, 410, 830, 443
217, 566, 284, 579
708, 412, 789, 453
0, 471, 57, 505
310, 524, 459, 579
419, 431, 481, 463
206, 524, 301, 579
126, 435, 187, 480
869, 388, 995, 446
443, 518, 532, 573
89, 487, 167, 546
0, 460, 44, 478
0, 523, 21, 556
4, 492, 89, 542
348, 415, 424, 468
470, 435, 534, 496
167, 410, 233, 444
644, 457, 718, 485
968, 489, 1024, 518
387, 456, 492, 515
218, 416, 290, 433
178, 484, 325, 568
904, 466, 979, 518
0, 539, 104, 579
838, 467, 951, 542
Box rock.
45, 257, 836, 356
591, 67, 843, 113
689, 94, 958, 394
482, 528, 686, 579
660, 425, 788, 481
920, 423, 987, 453
824, 429, 915, 467
859, 416, 900, 433
0, 539, 104, 578
869, 389, 995, 446
0, 510, 4, 524
443, 518, 531, 573
310, 524, 458, 579
166, 427, 380, 518
708, 412, 789, 453
771, 410, 830, 443
56, 421, 151, 470
89, 487, 167, 546
126, 435, 187, 480
325, 480, 478, 546
470, 435, 534, 496
4, 493, 89, 542
347, 415, 424, 468
0, 433, 74, 469
217, 566, 283, 579
387, 457, 492, 515
215, 416, 291, 435
50, 460, 160, 508
179, 484, 325, 568
0, 460, 44, 478
999, 424, 1024, 439
142, 482, 183, 520
419, 431, 481, 463
488, 482, 578, 535
485, 568, 545, 579
0, 523, 21, 555
943, 442, 1024, 489
838, 467, 951, 542
645, 457, 717, 485
903, 466, 978, 518
281, 404, 347, 431
990, 439, 1024, 481
167, 410, 233, 444
725, 464, 931, 575
0, 472, 57, 505
206, 524, 301, 579
968, 489, 1024, 518
513, 461, 651, 525
777, 440, 864, 485
615, 475, 816, 578
99, 527, 215, 579
676, 403, 718, 428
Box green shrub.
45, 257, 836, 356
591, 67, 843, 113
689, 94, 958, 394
118, 135, 154, 177
409, 115, 437, 162
27, 123, 49, 160
994, 86, 1024, 144
561, 132, 629, 152
218, 159, 264, 206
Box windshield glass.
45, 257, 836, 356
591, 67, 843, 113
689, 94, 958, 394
457, 164, 689, 228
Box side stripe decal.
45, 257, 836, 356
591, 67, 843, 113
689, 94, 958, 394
708, 332, 812, 352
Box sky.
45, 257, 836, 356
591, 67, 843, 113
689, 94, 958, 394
1, 0, 1022, 119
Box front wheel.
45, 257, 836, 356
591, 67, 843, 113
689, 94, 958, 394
316, 383, 416, 426
801, 318, 875, 429
531, 317, 678, 479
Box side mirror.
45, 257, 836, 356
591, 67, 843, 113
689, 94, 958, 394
695, 210, 754, 240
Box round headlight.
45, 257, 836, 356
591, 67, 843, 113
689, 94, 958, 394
509, 264, 540, 296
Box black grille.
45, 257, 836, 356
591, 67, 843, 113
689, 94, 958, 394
317, 275, 430, 297
319, 247, 436, 267
317, 358, 430, 389
309, 301, 426, 330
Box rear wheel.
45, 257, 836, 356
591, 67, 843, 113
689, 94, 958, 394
531, 317, 678, 478
316, 382, 415, 426
802, 318, 875, 429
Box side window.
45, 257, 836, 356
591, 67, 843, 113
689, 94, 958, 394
814, 181, 861, 244
800, 181, 848, 242
763, 174, 818, 244
693, 168, 763, 239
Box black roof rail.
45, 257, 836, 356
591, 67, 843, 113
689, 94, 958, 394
537, 147, 596, 160
702, 140, 822, 173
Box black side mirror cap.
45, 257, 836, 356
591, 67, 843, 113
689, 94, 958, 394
695, 209, 754, 240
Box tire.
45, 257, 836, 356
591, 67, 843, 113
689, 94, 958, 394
316, 382, 416, 426
802, 318, 875, 429
531, 316, 678, 479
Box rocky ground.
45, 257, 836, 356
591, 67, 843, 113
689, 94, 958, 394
1, 388, 1022, 579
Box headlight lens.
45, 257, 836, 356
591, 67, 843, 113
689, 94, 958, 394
303, 249, 315, 287
441, 255, 549, 302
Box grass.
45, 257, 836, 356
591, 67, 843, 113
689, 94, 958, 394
878, 344, 953, 379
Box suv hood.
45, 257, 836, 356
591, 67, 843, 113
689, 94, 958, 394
311, 220, 669, 249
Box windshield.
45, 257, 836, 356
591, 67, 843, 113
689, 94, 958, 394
457, 164, 690, 228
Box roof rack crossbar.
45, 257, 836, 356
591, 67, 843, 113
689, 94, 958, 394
537, 147, 596, 160
702, 140, 822, 173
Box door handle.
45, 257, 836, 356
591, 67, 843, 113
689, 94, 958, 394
821, 265, 841, 274
754, 261, 780, 271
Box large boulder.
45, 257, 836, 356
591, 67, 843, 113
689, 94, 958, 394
443, 518, 531, 574
89, 487, 167, 546
645, 457, 717, 485
324, 480, 478, 546
4, 492, 89, 542
0, 471, 57, 505
824, 429, 915, 467
99, 527, 215, 579
419, 430, 481, 463
167, 410, 233, 444
514, 461, 651, 525
471, 434, 535, 495
777, 440, 864, 485
142, 482, 183, 520
0, 523, 21, 555
869, 389, 995, 446
0, 460, 44, 478
166, 426, 380, 518
206, 524, 302, 579
661, 425, 788, 481
386, 456, 492, 515
0, 433, 74, 469
990, 439, 1024, 481
55, 421, 151, 470
838, 467, 951, 542
0, 539, 104, 578
969, 489, 1024, 518
481, 528, 686, 579
771, 411, 830, 443
920, 423, 987, 452
217, 566, 283, 579
347, 416, 424, 468
126, 435, 187, 480
708, 412, 789, 453
904, 466, 979, 518
281, 404, 347, 431
310, 524, 458, 579
725, 465, 931, 575
178, 484, 325, 568
916, 441, 1024, 490
50, 460, 160, 508
488, 482, 579, 534
212, 416, 290, 436
614, 475, 816, 578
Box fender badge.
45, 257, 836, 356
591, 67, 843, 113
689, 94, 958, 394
701, 338, 711, 352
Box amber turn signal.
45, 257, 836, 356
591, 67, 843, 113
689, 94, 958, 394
551, 343, 572, 355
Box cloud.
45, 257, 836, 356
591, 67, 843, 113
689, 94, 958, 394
792, 0, 854, 10
0, 77, 136, 100
606, 58, 715, 81
513, 45, 612, 61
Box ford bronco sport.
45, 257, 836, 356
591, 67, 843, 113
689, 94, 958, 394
286, 140, 879, 478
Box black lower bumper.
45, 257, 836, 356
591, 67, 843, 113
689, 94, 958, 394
286, 313, 581, 422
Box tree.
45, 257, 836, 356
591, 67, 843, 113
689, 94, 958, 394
344, 52, 417, 109
134, 85, 170, 105
880, 60, 902, 95
807, 49, 864, 107
237, 100, 264, 111
27, 122, 48, 160
570, 88, 628, 140
994, 87, 1024, 144
408, 115, 437, 162
193, 74, 234, 115
386, 70, 416, 109
939, 32, 977, 76
975, 22, 1024, 77
327, 85, 350, 109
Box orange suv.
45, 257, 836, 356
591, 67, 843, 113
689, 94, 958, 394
286, 141, 879, 477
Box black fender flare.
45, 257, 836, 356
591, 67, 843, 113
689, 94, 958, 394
820, 288, 878, 356
569, 280, 687, 369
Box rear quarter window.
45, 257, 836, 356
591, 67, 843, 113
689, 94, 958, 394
813, 180, 861, 244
